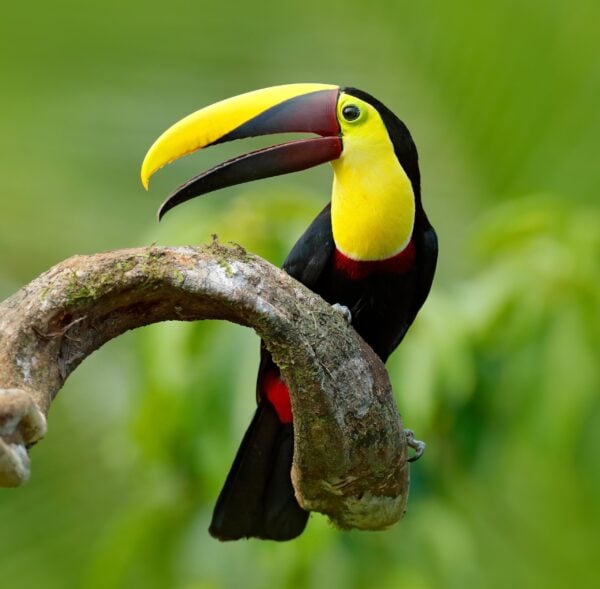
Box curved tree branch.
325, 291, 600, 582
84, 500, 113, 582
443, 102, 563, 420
0, 239, 409, 530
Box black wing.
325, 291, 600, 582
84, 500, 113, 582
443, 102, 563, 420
384, 220, 437, 356
411, 220, 438, 320
282, 203, 335, 289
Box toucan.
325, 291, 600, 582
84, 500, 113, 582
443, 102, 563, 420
141, 83, 437, 542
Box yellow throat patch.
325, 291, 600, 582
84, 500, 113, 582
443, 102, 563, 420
331, 93, 416, 261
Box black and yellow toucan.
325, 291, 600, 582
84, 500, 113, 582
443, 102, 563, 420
141, 83, 437, 541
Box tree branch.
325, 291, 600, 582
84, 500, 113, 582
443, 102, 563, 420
0, 239, 409, 530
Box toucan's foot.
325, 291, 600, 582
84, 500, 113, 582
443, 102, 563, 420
405, 429, 425, 462
331, 303, 352, 324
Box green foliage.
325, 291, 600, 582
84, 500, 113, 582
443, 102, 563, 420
0, 1, 599, 588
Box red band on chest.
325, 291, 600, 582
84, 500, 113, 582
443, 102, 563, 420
262, 369, 293, 424
333, 241, 416, 280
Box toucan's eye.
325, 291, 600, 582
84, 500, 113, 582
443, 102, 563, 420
342, 104, 361, 122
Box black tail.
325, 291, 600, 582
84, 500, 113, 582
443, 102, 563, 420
209, 402, 309, 541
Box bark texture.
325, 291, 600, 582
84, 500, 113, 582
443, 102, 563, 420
0, 240, 409, 530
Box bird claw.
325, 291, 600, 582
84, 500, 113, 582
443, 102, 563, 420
331, 303, 352, 324
405, 429, 425, 462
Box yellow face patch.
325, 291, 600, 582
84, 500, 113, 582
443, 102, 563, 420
330, 92, 416, 261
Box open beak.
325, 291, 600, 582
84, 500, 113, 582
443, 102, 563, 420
140, 83, 342, 219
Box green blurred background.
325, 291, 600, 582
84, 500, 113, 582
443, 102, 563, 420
1, 0, 598, 587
